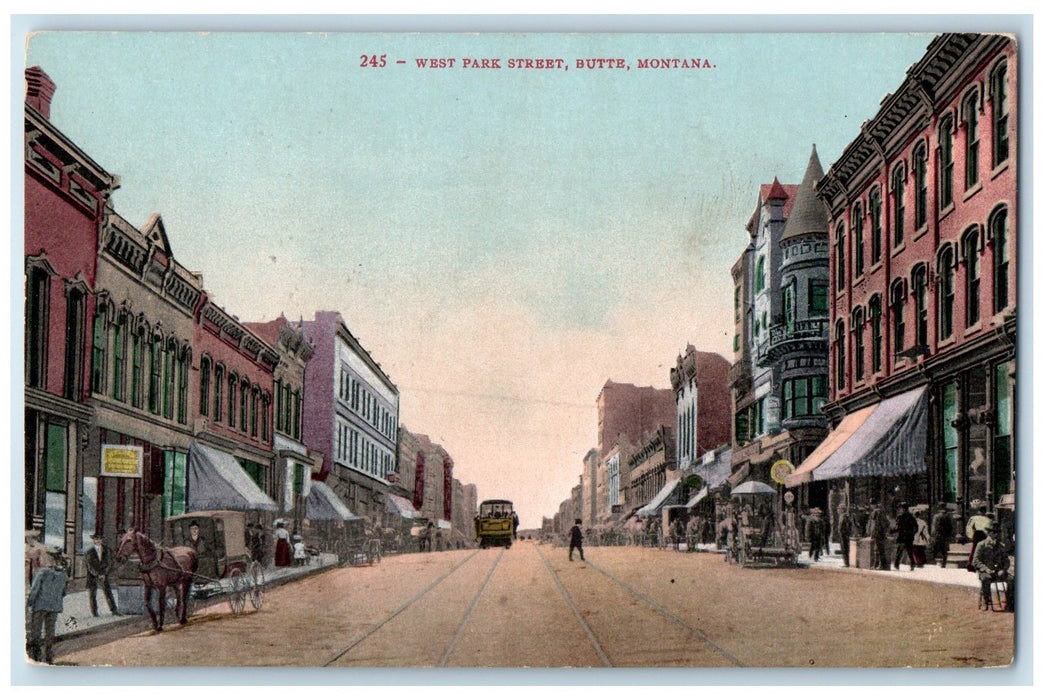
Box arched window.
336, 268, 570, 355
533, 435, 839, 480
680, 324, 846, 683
964, 228, 981, 326
892, 163, 906, 247
869, 295, 883, 374
200, 356, 212, 417
835, 223, 846, 292
754, 255, 766, 294
148, 335, 162, 415
91, 305, 109, 395
834, 319, 846, 391
913, 143, 928, 230
250, 386, 259, 437
240, 379, 250, 432
110, 312, 127, 402
63, 288, 86, 400
177, 349, 190, 424
939, 115, 954, 208
991, 206, 1010, 313
938, 247, 955, 340
228, 372, 238, 427
25, 266, 50, 389
130, 328, 144, 408
852, 307, 865, 382
164, 338, 177, 419
261, 392, 271, 442
852, 203, 864, 278
912, 265, 929, 347
990, 61, 1010, 167
964, 90, 980, 189
213, 364, 225, 421
869, 187, 883, 263
891, 281, 906, 356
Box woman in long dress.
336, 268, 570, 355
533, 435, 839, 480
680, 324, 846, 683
274, 520, 292, 567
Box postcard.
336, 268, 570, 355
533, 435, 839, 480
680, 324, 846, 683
19, 26, 1019, 675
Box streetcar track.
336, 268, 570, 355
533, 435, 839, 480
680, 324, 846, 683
437, 547, 506, 667
322, 549, 483, 667
582, 556, 747, 667
534, 542, 613, 667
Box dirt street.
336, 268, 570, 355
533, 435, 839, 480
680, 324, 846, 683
56, 541, 1013, 668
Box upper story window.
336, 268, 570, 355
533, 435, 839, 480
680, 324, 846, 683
754, 256, 766, 294
64, 288, 87, 401
964, 91, 980, 189
991, 206, 1010, 314
177, 349, 189, 424
110, 313, 127, 402
913, 143, 928, 230
213, 364, 225, 422
939, 116, 954, 209
809, 278, 828, 317
91, 306, 108, 395
852, 203, 865, 278
240, 379, 250, 432
149, 336, 162, 415
912, 265, 929, 347
938, 246, 956, 340
852, 306, 865, 382
834, 319, 846, 391
200, 356, 211, 417
26, 267, 50, 390
834, 223, 846, 292
869, 187, 883, 263
890, 281, 906, 356
227, 372, 238, 427
990, 61, 1010, 168
131, 330, 143, 408
891, 163, 906, 247
783, 280, 796, 331
963, 227, 981, 326
869, 295, 883, 374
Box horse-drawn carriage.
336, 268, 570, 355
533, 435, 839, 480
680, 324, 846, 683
319, 517, 381, 567
115, 510, 266, 631
723, 482, 801, 568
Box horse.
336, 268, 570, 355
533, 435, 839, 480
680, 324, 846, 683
115, 529, 198, 632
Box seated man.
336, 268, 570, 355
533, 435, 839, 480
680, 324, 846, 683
971, 523, 1013, 611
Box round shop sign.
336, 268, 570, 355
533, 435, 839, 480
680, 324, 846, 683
784, 491, 795, 505
770, 459, 794, 485
684, 474, 703, 490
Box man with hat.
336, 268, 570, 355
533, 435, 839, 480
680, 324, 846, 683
892, 503, 918, 571
83, 533, 118, 617
929, 503, 955, 566
971, 522, 1013, 611
804, 507, 825, 562
26, 546, 69, 664
965, 503, 992, 571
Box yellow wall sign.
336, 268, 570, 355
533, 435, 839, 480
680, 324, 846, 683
101, 444, 144, 478
770, 460, 794, 485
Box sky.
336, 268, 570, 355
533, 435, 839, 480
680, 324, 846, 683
23, 29, 939, 529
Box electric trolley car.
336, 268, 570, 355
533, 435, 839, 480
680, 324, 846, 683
474, 499, 516, 548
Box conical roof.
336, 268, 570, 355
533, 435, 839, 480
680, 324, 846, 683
781, 145, 829, 242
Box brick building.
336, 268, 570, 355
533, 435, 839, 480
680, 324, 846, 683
24, 66, 119, 558
788, 34, 1017, 535
670, 344, 731, 470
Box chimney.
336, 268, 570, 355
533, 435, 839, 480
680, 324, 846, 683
25, 66, 56, 120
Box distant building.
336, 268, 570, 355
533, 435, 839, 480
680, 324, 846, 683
628, 425, 677, 508
670, 344, 731, 470
396, 425, 454, 526
298, 311, 399, 524
794, 34, 1017, 532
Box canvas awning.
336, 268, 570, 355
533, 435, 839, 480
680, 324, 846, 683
785, 386, 928, 488
685, 486, 709, 508
306, 480, 360, 521
186, 443, 278, 512
386, 493, 421, 519
635, 478, 682, 518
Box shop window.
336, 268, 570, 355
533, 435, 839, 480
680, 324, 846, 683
163, 450, 187, 518
941, 381, 958, 503
43, 423, 66, 548
993, 362, 1012, 498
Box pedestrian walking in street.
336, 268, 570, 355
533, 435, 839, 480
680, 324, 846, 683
274, 519, 292, 567
971, 523, 1013, 611
912, 506, 930, 567
892, 503, 918, 571
24, 529, 51, 591
837, 505, 853, 567
965, 504, 992, 571
805, 508, 825, 562
83, 533, 118, 617
866, 501, 890, 570
929, 503, 955, 567
568, 518, 585, 561
26, 547, 68, 664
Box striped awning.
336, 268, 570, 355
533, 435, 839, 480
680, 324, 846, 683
306, 480, 359, 521
635, 478, 682, 518
785, 386, 928, 487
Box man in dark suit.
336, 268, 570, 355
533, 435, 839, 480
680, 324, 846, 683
84, 534, 118, 617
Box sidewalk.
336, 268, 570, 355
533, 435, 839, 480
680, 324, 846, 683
49, 553, 339, 642
686, 542, 981, 589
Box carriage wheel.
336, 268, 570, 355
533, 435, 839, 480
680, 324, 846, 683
249, 561, 265, 611
228, 570, 248, 617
